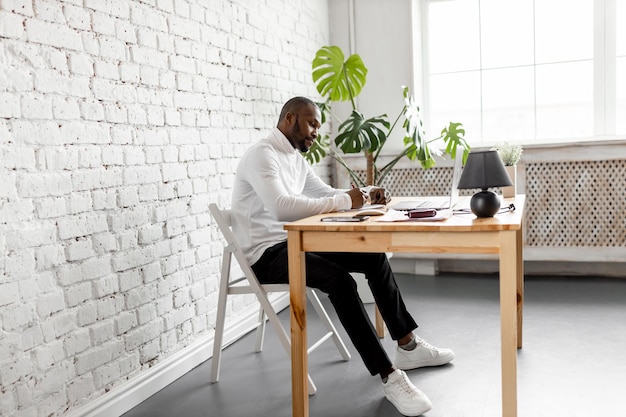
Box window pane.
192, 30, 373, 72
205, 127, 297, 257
536, 61, 593, 139
480, 0, 534, 69
427, 0, 480, 73
535, 0, 593, 64
428, 72, 482, 143
482, 67, 535, 142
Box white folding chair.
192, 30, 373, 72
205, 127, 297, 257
209, 203, 351, 395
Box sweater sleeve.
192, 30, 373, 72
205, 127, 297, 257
244, 145, 351, 222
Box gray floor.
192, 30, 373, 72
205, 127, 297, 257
122, 273, 626, 417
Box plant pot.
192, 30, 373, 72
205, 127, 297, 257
502, 165, 517, 198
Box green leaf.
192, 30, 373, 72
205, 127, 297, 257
312, 46, 367, 104
402, 91, 425, 147
441, 122, 471, 164
315, 101, 331, 125
401, 88, 436, 168
335, 110, 390, 154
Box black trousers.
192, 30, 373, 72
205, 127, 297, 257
251, 241, 418, 376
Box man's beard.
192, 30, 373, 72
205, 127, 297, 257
292, 117, 311, 152
298, 141, 310, 152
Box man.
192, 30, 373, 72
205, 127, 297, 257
231, 96, 454, 416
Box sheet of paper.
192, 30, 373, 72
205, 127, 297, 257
358, 204, 385, 210
341, 204, 386, 214
354, 204, 387, 216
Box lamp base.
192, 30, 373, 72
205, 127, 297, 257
470, 190, 501, 217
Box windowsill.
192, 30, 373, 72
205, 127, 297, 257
472, 135, 626, 151
338, 137, 626, 170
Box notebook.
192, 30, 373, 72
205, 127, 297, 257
389, 156, 463, 211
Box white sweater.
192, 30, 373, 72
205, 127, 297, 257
231, 128, 352, 265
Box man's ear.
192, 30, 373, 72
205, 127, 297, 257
283, 111, 295, 126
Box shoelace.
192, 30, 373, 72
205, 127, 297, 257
395, 373, 418, 396
415, 337, 438, 352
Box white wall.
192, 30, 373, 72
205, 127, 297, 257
328, 0, 415, 155
0, 1, 329, 416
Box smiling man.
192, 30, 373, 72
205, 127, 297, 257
230, 97, 454, 416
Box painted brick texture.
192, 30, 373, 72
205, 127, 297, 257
0, 0, 329, 415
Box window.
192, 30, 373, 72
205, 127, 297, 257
421, 0, 625, 145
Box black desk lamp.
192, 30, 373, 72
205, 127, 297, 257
457, 150, 513, 217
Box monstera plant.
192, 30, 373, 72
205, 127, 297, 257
305, 45, 470, 188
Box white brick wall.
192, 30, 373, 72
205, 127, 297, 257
0, 0, 330, 415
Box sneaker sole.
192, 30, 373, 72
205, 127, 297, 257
385, 395, 432, 416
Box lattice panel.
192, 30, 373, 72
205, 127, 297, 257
525, 160, 626, 247
354, 166, 474, 197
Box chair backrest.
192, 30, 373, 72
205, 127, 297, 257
209, 203, 235, 247
209, 203, 266, 291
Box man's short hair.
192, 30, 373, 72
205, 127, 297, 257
278, 97, 316, 123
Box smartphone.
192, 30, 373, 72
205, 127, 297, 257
321, 215, 370, 222
406, 209, 437, 218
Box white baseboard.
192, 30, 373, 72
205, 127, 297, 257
67, 294, 290, 417
390, 256, 626, 278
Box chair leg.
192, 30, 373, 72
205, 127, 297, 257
254, 306, 266, 352
210, 250, 232, 383
307, 374, 317, 396
307, 289, 351, 361
254, 291, 318, 395
375, 304, 385, 338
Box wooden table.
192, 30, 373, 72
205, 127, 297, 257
284, 195, 525, 417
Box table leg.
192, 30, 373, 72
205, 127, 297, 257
288, 230, 308, 417
499, 230, 519, 417
516, 227, 524, 348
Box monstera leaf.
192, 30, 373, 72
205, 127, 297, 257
401, 87, 434, 168
312, 46, 367, 104
400, 87, 470, 169
441, 122, 470, 163
335, 110, 390, 154
315, 101, 331, 125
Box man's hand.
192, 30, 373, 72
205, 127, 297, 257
368, 186, 391, 205
347, 188, 367, 209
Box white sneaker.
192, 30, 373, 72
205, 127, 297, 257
382, 369, 432, 416
395, 336, 455, 370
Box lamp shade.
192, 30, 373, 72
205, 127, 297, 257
457, 150, 513, 218
457, 150, 513, 190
